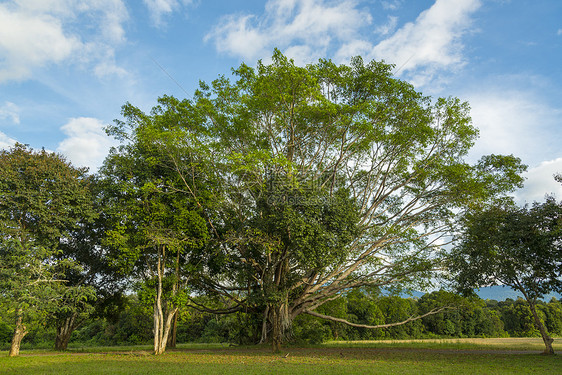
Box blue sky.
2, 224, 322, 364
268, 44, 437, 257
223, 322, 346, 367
0, 0, 561, 203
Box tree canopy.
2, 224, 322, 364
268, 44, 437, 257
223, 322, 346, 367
450, 197, 562, 354
0, 144, 96, 356
108, 51, 526, 351
100, 104, 211, 354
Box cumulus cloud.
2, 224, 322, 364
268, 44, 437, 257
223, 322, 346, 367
517, 158, 562, 204
144, 0, 193, 27
465, 86, 562, 204
206, 0, 480, 87
375, 16, 398, 36
0, 102, 20, 124
369, 0, 481, 86
56, 117, 118, 172
0, 131, 17, 149
467, 90, 561, 166
0, 0, 128, 83
205, 0, 372, 62
381, 0, 402, 11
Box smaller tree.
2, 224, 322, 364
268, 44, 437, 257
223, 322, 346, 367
450, 197, 562, 354
0, 241, 67, 355
101, 100, 211, 355
50, 179, 126, 351
0, 144, 95, 356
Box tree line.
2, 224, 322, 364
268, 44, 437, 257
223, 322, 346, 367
2, 290, 561, 348
1, 51, 560, 356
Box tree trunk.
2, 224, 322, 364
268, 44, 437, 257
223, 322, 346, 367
153, 246, 179, 355
259, 305, 270, 344
167, 310, 178, 348
528, 301, 554, 355
9, 308, 28, 357
55, 314, 79, 351
153, 303, 178, 355
270, 302, 291, 352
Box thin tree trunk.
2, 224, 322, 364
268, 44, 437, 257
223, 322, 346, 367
153, 245, 179, 355
154, 246, 165, 355
9, 308, 27, 357
166, 247, 180, 349
153, 305, 178, 355
259, 305, 270, 344
528, 301, 554, 355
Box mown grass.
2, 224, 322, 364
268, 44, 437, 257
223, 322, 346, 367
0, 338, 560, 375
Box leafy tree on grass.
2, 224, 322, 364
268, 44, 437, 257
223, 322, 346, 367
100, 104, 211, 354
114, 51, 526, 351
450, 197, 562, 354
49, 178, 128, 351
0, 144, 96, 356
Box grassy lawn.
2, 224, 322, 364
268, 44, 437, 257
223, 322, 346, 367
0, 339, 560, 375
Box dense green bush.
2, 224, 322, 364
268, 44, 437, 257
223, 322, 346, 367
0, 321, 12, 344
292, 314, 332, 344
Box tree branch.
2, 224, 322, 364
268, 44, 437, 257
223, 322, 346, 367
304, 306, 453, 329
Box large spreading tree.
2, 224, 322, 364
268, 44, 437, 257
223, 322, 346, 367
110, 51, 526, 351
0, 144, 96, 356
449, 197, 562, 354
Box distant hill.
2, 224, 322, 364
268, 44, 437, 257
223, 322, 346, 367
384, 286, 561, 301
474, 285, 561, 301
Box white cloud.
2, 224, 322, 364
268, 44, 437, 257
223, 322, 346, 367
369, 0, 481, 86
207, 14, 269, 61
0, 5, 79, 81
334, 39, 373, 62
467, 90, 561, 166
0, 131, 17, 149
381, 0, 402, 11
205, 0, 372, 62
375, 16, 398, 36
0, 0, 128, 83
558, 29, 562, 36
92, 49, 128, 78
56, 117, 118, 172
517, 158, 562, 204
0, 102, 20, 124
465, 85, 562, 204
143, 0, 193, 27
206, 0, 480, 88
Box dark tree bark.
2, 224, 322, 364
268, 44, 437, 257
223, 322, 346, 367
55, 313, 81, 351
167, 311, 178, 348
269, 302, 291, 353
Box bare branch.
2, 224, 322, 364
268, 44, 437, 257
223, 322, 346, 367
305, 306, 454, 329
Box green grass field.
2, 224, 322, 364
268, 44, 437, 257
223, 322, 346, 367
1, 338, 560, 375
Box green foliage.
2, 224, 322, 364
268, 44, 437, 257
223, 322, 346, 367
101, 97, 211, 278
292, 314, 333, 344
0, 144, 97, 353
450, 200, 562, 354
0, 321, 11, 344
0, 144, 94, 247
451, 197, 562, 300
499, 298, 540, 337
150, 50, 526, 346
542, 298, 562, 335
